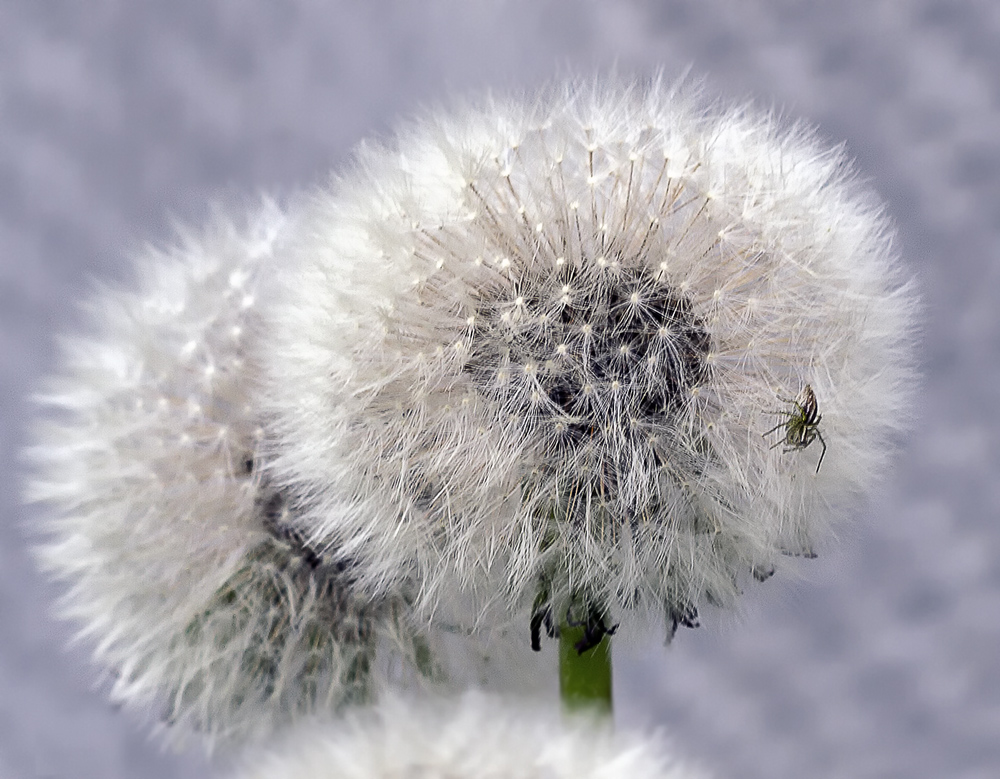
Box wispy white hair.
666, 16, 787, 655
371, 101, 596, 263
259, 76, 919, 634
227, 691, 710, 779
25, 201, 539, 750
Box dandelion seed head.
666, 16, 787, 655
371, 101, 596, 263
24, 202, 523, 749
229, 692, 710, 779
261, 77, 919, 632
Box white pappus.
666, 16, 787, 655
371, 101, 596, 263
227, 691, 710, 779
259, 76, 919, 639
24, 201, 527, 750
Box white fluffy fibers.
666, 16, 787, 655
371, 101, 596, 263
24, 202, 464, 749
228, 692, 710, 779
260, 77, 919, 635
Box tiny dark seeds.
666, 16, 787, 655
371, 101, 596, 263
259, 489, 329, 571
564, 601, 619, 655
254, 487, 382, 644
664, 601, 700, 643
464, 266, 711, 491
530, 606, 555, 652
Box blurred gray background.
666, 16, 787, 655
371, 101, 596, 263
2, 1, 998, 777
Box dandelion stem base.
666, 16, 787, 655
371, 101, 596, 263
558, 622, 613, 719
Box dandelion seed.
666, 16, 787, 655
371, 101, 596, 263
261, 77, 918, 636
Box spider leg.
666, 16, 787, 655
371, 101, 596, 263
763, 420, 789, 437
814, 429, 827, 473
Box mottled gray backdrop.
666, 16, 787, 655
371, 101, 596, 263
2, 1, 998, 777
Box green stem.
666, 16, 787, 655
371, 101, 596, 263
558, 621, 613, 718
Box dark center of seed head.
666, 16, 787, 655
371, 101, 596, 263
465, 266, 711, 470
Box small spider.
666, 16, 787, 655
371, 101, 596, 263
763, 384, 827, 473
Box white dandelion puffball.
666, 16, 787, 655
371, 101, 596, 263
25, 202, 494, 750
228, 692, 710, 779
261, 77, 918, 635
